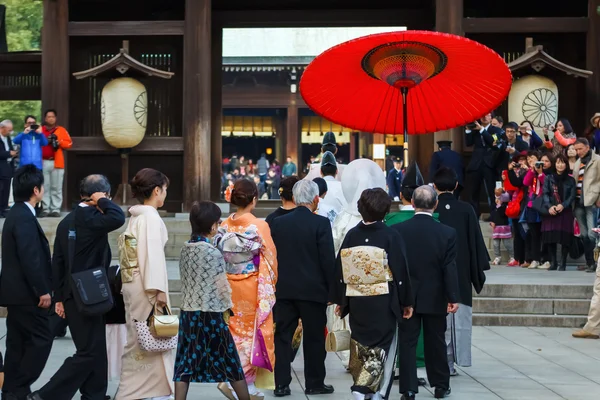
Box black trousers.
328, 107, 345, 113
398, 312, 449, 394
2, 305, 53, 398
511, 218, 526, 263
525, 222, 542, 262
467, 166, 496, 217
274, 300, 327, 390
37, 299, 107, 400
0, 178, 11, 216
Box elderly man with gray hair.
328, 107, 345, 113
0, 120, 17, 217
392, 185, 460, 400
270, 179, 336, 397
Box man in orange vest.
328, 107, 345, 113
41, 109, 72, 218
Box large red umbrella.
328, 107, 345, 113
300, 30, 512, 149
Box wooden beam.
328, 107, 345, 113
435, 0, 464, 154
68, 21, 184, 36
215, 9, 433, 29
42, 0, 69, 127
286, 105, 299, 169
211, 24, 223, 201
463, 17, 589, 33
587, 0, 600, 119
69, 137, 184, 153
223, 89, 308, 108
182, 0, 212, 210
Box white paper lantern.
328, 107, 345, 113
101, 77, 147, 149
508, 75, 558, 134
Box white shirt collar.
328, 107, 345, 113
400, 204, 414, 211
415, 211, 433, 216
24, 202, 36, 216
78, 202, 89, 208
323, 175, 336, 181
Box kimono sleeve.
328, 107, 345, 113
387, 230, 414, 308
136, 214, 169, 294
331, 232, 351, 307
467, 206, 489, 294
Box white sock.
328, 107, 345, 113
247, 383, 264, 397
352, 391, 366, 400
226, 383, 239, 400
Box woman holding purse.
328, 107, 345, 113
219, 179, 278, 399
540, 154, 576, 271
117, 168, 174, 400
174, 201, 250, 400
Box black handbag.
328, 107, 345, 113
531, 195, 550, 216
569, 236, 585, 260
68, 211, 114, 316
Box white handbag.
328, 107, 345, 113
325, 318, 351, 352
135, 319, 178, 352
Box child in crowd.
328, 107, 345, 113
490, 186, 517, 266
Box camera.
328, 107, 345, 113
29, 124, 39, 131
466, 122, 478, 130
48, 133, 60, 151
535, 161, 544, 168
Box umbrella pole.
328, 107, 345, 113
401, 87, 409, 162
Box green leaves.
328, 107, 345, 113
4, 0, 42, 51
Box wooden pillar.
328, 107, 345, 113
586, 0, 600, 119
286, 104, 299, 168
211, 23, 223, 201
274, 113, 286, 163
41, 0, 69, 126
349, 132, 357, 161
435, 0, 464, 153
183, 0, 211, 210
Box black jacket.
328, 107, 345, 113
0, 202, 52, 306
0, 135, 15, 179
541, 173, 576, 210
270, 206, 335, 304
496, 136, 529, 172
53, 199, 125, 302
429, 148, 465, 186
387, 168, 403, 199
392, 213, 459, 314
465, 126, 501, 171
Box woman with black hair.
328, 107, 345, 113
540, 154, 576, 271
543, 118, 576, 157
265, 176, 299, 226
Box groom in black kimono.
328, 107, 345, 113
432, 167, 490, 375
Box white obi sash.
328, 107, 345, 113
340, 246, 392, 297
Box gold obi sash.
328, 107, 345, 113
117, 232, 138, 283
340, 246, 392, 297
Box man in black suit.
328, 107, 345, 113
392, 185, 459, 400
29, 175, 125, 400
270, 179, 336, 398
429, 141, 464, 199
465, 113, 502, 217
0, 165, 53, 400
0, 120, 17, 217
387, 156, 403, 200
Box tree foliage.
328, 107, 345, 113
3, 0, 43, 51
0, 1, 43, 130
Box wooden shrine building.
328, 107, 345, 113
0, 0, 599, 212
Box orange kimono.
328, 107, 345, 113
220, 213, 278, 384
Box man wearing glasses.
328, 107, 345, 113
0, 120, 17, 217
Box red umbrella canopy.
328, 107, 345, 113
300, 30, 512, 135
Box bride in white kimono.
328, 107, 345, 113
329, 159, 387, 366
117, 168, 174, 400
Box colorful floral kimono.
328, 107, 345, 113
219, 213, 278, 385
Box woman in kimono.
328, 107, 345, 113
220, 179, 278, 399
334, 188, 414, 400
117, 168, 174, 400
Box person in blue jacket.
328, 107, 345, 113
12, 115, 48, 170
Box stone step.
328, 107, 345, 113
475, 284, 592, 299
473, 313, 587, 328
472, 297, 590, 316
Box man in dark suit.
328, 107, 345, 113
0, 165, 53, 400
392, 185, 459, 400
0, 120, 17, 217
29, 175, 125, 400
387, 156, 403, 200
464, 113, 502, 217
429, 141, 464, 199
270, 179, 336, 398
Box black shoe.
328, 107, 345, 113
2, 393, 19, 400
418, 377, 427, 386
26, 393, 43, 400
304, 384, 334, 395
55, 326, 67, 338
274, 385, 291, 397
586, 265, 596, 273
434, 387, 451, 398
105, 396, 111, 400
401, 392, 416, 400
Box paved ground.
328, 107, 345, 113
2, 325, 599, 399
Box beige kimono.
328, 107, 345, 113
116, 205, 174, 399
